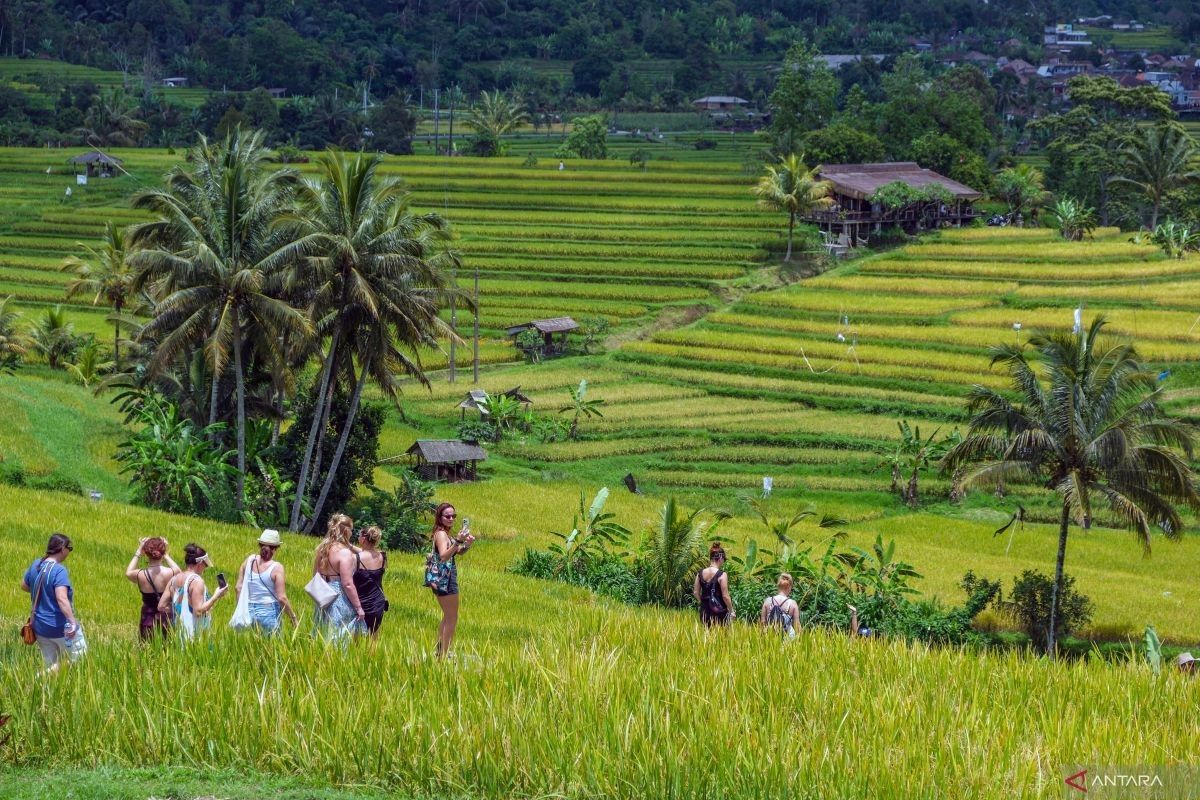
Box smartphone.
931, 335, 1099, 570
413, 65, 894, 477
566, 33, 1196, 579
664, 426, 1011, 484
216, 573, 227, 590
460, 517, 470, 532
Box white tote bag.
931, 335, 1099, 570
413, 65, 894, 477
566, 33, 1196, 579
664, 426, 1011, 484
305, 572, 338, 609
229, 556, 255, 629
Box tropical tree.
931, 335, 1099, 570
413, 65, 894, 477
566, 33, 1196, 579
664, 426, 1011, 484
129, 129, 312, 510
286, 150, 460, 531
943, 317, 1200, 657
993, 163, 1048, 220
559, 378, 604, 440
30, 305, 80, 369
465, 90, 528, 155
639, 498, 726, 607
1048, 197, 1097, 241
0, 295, 28, 372
76, 87, 148, 147
879, 420, 961, 508
752, 153, 832, 261
1110, 123, 1200, 230
61, 221, 138, 369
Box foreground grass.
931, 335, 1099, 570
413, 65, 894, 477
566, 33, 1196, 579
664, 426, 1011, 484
0, 768, 398, 799
1, 486, 1197, 799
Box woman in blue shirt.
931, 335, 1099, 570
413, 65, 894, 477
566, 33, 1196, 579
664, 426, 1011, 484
21, 533, 81, 675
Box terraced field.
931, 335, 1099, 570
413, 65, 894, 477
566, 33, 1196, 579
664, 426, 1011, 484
0, 57, 211, 107
410, 226, 1200, 503
0, 147, 775, 369
5, 144, 1200, 514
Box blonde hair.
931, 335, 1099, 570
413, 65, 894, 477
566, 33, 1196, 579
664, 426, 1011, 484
315, 513, 353, 565
360, 525, 382, 546
777, 572, 794, 592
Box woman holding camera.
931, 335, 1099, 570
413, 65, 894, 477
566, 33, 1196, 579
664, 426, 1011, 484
159, 543, 228, 641
429, 503, 474, 659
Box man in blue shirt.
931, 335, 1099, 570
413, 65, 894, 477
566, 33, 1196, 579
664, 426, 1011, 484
21, 533, 80, 675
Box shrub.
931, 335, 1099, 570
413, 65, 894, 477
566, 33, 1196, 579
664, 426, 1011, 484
350, 469, 437, 553
693, 138, 718, 150
1002, 569, 1094, 652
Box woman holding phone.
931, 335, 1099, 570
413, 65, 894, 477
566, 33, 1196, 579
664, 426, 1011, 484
159, 543, 228, 641
429, 502, 473, 659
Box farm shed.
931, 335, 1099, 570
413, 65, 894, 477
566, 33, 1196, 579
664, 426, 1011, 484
692, 96, 749, 111
68, 150, 123, 178
458, 386, 534, 419
407, 440, 487, 482
506, 317, 578, 358
802, 162, 982, 238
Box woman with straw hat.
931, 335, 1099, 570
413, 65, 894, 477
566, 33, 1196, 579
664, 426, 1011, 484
232, 529, 298, 635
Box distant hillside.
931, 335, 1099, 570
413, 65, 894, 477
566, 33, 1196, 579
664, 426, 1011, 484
1, 0, 1196, 98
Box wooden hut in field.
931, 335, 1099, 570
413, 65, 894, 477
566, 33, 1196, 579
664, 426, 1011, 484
802, 163, 983, 239
506, 317, 578, 359
457, 387, 533, 419
68, 150, 123, 178
406, 439, 487, 482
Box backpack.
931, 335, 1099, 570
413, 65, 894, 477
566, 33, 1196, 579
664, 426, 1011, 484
700, 569, 727, 617
765, 597, 794, 636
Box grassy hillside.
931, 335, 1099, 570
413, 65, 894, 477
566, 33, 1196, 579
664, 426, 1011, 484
0, 484, 1196, 799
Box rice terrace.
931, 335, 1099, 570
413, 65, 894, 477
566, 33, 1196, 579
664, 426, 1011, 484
5, 4, 1200, 798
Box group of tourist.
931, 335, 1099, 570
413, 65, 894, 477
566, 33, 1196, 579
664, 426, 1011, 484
19, 502, 474, 674
692, 541, 865, 638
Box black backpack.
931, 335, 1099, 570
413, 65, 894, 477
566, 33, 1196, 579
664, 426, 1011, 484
765, 598, 793, 635
701, 570, 727, 617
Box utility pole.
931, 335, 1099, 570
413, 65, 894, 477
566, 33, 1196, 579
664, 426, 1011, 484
448, 84, 456, 156
473, 265, 480, 384
433, 88, 440, 155
449, 268, 457, 383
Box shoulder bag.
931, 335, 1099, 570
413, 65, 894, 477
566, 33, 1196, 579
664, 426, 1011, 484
20, 560, 50, 645
305, 572, 338, 609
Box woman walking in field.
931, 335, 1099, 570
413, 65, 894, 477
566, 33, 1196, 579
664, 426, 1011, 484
760, 573, 800, 638
427, 503, 473, 658
311, 514, 366, 642
159, 543, 228, 641
694, 543, 734, 627
352, 525, 388, 638
21, 533, 83, 675
232, 529, 297, 635
125, 536, 179, 641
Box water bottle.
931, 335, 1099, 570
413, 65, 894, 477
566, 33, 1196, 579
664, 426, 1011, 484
64, 622, 88, 661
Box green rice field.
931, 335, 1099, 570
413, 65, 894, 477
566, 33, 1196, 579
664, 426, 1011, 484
3, 139, 1200, 797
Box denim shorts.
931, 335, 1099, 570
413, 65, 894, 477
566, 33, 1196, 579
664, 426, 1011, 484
250, 603, 281, 635
433, 570, 459, 597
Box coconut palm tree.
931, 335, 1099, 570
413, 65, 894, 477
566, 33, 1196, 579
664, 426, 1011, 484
640, 498, 727, 607
466, 90, 529, 139
943, 317, 1200, 657
993, 163, 1047, 220
752, 153, 833, 261
75, 87, 148, 147
0, 295, 29, 372
129, 129, 312, 510
61, 221, 138, 369
1110, 123, 1200, 230
286, 150, 461, 531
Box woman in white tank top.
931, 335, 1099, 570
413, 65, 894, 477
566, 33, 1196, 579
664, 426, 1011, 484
234, 529, 297, 635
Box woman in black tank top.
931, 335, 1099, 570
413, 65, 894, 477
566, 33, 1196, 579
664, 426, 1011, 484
125, 537, 180, 640
352, 526, 388, 636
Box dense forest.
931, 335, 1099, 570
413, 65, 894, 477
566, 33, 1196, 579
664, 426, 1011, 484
1, 0, 1198, 97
